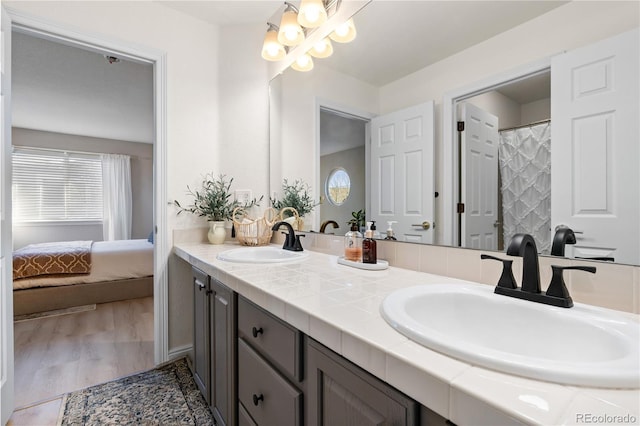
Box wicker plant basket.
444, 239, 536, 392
278, 207, 302, 231
232, 207, 281, 246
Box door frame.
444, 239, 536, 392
314, 98, 374, 233
441, 57, 551, 247
5, 8, 170, 367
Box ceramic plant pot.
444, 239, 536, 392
208, 221, 226, 244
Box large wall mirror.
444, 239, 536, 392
269, 1, 640, 265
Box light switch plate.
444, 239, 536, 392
235, 190, 253, 205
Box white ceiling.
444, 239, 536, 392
11, 1, 564, 143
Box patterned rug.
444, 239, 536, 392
58, 358, 214, 425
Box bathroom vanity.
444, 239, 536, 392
175, 242, 640, 425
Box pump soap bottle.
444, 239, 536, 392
384, 221, 397, 240
344, 224, 362, 262
362, 221, 377, 264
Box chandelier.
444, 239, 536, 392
261, 0, 357, 72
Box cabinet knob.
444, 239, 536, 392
252, 393, 264, 406
252, 326, 264, 338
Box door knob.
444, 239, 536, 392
411, 221, 431, 230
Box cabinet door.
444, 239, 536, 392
306, 338, 418, 426
210, 278, 236, 426
192, 266, 210, 404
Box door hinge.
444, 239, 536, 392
457, 203, 465, 214
457, 121, 465, 132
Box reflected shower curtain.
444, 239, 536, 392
102, 154, 132, 241
498, 122, 551, 253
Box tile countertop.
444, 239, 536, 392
173, 242, 640, 426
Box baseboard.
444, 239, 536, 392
168, 344, 192, 361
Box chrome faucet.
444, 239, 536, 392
506, 233, 540, 293
271, 221, 304, 251
319, 220, 339, 233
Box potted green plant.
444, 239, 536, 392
347, 209, 366, 232
174, 173, 261, 244
270, 178, 319, 230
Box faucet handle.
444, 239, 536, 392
546, 265, 596, 304
292, 234, 305, 251
481, 254, 517, 289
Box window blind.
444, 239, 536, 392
12, 147, 103, 222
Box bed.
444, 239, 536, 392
13, 239, 154, 316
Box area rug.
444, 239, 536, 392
57, 357, 214, 425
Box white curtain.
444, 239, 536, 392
498, 122, 551, 253
102, 154, 132, 241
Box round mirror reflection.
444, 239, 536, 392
326, 168, 350, 205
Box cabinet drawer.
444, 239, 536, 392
238, 296, 302, 380
238, 403, 258, 426
238, 338, 302, 426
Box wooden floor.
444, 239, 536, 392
8, 296, 154, 425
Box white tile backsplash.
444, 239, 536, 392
295, 232, 639, 314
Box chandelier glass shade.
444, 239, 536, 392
291, 53, 314, 72
278, 5, 305, 46
261, 25, 287, 61
309, 37, 333, 58
329, 18, 356, 43
297, 0, 328, 28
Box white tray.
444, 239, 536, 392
337, 256, 389, 270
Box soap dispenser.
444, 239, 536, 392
371, 221, 381, 239
384, 221, 397, 240
344, 224, 363, 262
362, 221, 377, 264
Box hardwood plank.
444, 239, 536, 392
13, 296, 154, 410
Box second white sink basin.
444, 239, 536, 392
381, 284, 640, 388
217, 246, 310, 263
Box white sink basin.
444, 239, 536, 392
381, 284, 640, 388
217, 246, 310, 263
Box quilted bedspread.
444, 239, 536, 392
13, 241, 93, 280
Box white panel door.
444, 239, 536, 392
551, 28, 639, 264
461, 102, 499, 250
0, 6, 13, 424
370, 101, 434, 244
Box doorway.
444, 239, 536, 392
442, 58, 552, 247
319, 107, 369, 234
456, 70, 551, 251
2, 10, 169, 421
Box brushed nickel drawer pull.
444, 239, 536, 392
252, 326, 264, 338
252, 393, 264, 406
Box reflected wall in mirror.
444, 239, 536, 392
269, 1, 640, 265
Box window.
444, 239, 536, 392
12, 148, 103, 222
326, 168, 351, 205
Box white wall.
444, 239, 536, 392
521, 98, 550, 124
463, 91, 521, 130
5, 0, 222, 353
217, 23, 270, 205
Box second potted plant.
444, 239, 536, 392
270, 178, 319, 231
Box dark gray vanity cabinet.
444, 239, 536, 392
192, 266, 210, 402
191, 266, 237, 426
237, 295, 304, 426
306, 338, 419, 426
191, 266, 448, 426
